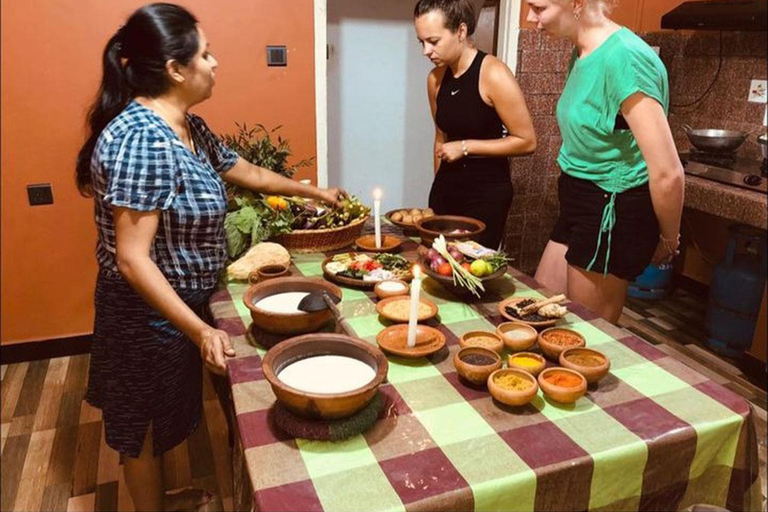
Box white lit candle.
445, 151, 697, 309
406, 265, 422, 348
373, 188, 382, 249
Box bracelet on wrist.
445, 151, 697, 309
461, 140, 468, 157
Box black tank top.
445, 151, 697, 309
435, 50, 508, 178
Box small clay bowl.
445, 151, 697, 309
537, 327, 586, 360
487, 368, 539, 407
454, 347, 502, 386
248, 264, 290, 283
376, 296, 438, 323
459, 330, 504, 354
538, 367, 587, 404
559, 347, 611, 384
507, 352, 547, 377
355, 234, 404, 253
373, 280, 410, 300
496, 322, 538, 352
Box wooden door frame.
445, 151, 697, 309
313, 0, 521, 187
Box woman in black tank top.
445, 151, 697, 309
414, 0, 536, 248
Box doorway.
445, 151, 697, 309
315, 0, 521, 204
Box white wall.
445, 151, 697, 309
327, 0, 435, 212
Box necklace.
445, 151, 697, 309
148, 98, 196, 155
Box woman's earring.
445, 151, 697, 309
573, 10, 581, 20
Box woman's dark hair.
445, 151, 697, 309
414, 0, 477, 36
75, 3, 199, 196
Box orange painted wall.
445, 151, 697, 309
520, 0, 687, 32
1, 0, 317, 344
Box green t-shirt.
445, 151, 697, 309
556, 27, 669, 193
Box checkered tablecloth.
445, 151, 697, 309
210, 231, 761, 512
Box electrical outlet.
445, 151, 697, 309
27, 183, 53, 206
748, 79, 767, 103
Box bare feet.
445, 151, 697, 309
164, 487, 215, 512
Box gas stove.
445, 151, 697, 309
679, 151, 767, 194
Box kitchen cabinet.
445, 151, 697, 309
520, 0, 687, 32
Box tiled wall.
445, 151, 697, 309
504, 29, 768, 275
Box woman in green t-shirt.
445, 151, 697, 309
526, 0, 685, 322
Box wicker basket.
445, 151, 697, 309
272, 215, 369, 253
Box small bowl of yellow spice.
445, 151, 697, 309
507, 352, 547, 377
487, 368, 538, 407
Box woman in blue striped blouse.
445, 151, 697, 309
75, 4, 343, 510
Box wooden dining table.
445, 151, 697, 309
209, 224, 761, 512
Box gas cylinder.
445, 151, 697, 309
705, 224, 767, 358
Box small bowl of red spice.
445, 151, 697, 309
487, 368, 539, 407
559, 347, 610, 384
454, 347, 502, 386
537, 327, 586, 360
537, 367, 587, 404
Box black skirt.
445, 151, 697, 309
86, 271, 212, 457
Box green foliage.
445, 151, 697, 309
222, 123, 313, 178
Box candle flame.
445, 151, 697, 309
373, 188, 382, 200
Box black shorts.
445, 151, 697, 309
550, 173, 659, 281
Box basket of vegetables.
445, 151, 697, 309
272, 196, 370, 253
224, 190, 371, 259
418, 236, 509, 297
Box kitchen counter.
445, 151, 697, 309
685, 174, 767, 229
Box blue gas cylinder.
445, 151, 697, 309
628, 263, 674, 299
705, 224, 767, 358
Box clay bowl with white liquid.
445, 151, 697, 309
243, 277, 342, 335
261, 333, 389, 419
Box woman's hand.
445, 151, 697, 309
316, 187, 347, 207
651, 235, 680, 265
198, 327, 236, 375
436, 141, 465, 163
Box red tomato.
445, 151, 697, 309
461, 262, 472, 272
437, 262, 452, 276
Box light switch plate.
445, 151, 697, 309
266, 46, 287, 67
748, 79, 767, 103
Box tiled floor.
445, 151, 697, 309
621, 287, 767, 511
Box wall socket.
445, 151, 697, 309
27, 183, 53, 206
748, 79, 767, 103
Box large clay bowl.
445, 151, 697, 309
559, 347, 611, 384
496, 322, 538, 352
243, 277, 342, 335
488, 368, 539, 407
415, 215, 485, 247
453, 347, 502, 386
261, 333, 389, 419
537, 327, 586, 360
538, 368, 587, 404
421, 258, 507, 294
